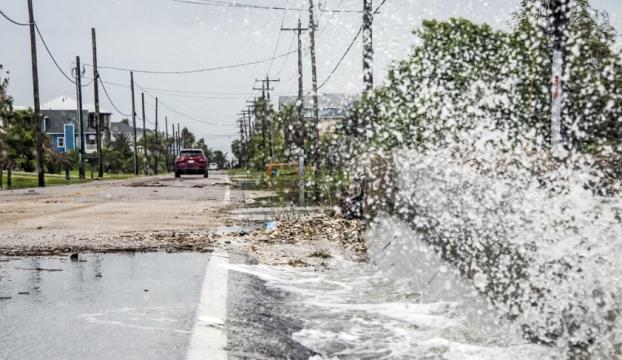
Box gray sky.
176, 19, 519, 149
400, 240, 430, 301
1, 0, 620, 153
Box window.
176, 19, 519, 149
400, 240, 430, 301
57, 137, 64, 148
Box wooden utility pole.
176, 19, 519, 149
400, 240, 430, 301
130, 72, 138, 175
173, 124, 177, 155
171, 122, 176, 157
255, 76, 279, 160
141, 92, 147, 174
75, 56, 86, 180
363, 0, 374, 91
27, 0, 44, 187
165, 116, 169, 172
281, 19, 308, 154
91, 28, 103, 177
308, 0, 321, 194
154, 97, 159, 175
237, 117, 246, 167
177, 123, 181, 150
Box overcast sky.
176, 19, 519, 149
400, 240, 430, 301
1, 0, 620, 153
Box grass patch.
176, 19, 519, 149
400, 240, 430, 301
1, 171, 138, 190
229, 167, 350, 207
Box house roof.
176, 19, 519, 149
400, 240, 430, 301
279, 93, 357, 119
110, 121, 152, 137
39, 96, 111, 114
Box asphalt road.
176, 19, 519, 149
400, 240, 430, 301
0, 172, 245, 254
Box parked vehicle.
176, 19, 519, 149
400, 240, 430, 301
174, 149, 208, 178
209, 162, 218, 170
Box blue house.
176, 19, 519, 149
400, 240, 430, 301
38, 96, 111, 154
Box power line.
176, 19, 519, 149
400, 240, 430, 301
0, 8, 31, 26
318, 26, 362, 89
266, 0, 289, 75
172, 0, 362, 13
98, 77, 132, 117
88, 49, 297, 75
276, 32, 296, 77
34, 23, 76, 85
137, 83, 236, 127
98, 79, 253, 96
2, 10, 90, 88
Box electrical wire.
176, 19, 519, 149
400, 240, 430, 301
1, 12, 88, 88
276, 32, 296, 78
0, 8, 31, 26
97, 79, 253, 96
89, 49, 297, 75
98, 77, 132, 117
137, 83, 236, 127
318, 25, 362, 89
172, 0, 362, 13
266, 0, 289, 75
34, 24, 77, 85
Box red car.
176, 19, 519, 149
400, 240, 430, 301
174, 149, 208, 178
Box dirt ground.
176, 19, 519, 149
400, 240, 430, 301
0, 172, 366, 264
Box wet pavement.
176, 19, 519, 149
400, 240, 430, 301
0, 252, 208, 360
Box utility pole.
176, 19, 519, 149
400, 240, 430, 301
252, 91, 267, 165
308, 0, 321, 195
546, 0, 570, 152
237, 117, 246, 168
154, 97, 159, 175
75, 56, 86, 180
141, 92, 147, 174
27, 0, 44, 187
130, 72, 138, 175
177, 123, 181, 150
165, 116, 169, 172
238, 110, 251, 167
173, 124, 178, 154
363, 0, 374, 91
91, 28, 103, 177
255, 76, 280, 160
282, 19, 308, 156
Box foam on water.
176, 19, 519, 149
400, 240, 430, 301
228, 249, 561, 359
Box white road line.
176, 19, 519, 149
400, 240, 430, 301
186, 252, 229, 360
223, 175, 231, 203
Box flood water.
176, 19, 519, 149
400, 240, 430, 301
0, 252, 208, 360
227, 218, 563, 360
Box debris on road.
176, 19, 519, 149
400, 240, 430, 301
231, 212, 366, 267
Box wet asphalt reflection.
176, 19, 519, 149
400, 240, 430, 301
0, 253, 208, 360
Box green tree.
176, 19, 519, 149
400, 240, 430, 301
2, 110, 36, 187
194, 138, 213, 160
180, 127, 195, 149
105, 132, 134, 173
212, 150, 226, 169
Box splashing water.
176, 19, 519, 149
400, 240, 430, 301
229, 222, 561, 360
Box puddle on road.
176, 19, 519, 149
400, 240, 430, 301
0, 252, 208, 360
229, 257, 561, 359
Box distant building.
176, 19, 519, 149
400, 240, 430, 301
278, 93, 356, 134
110, 120, 153, 152
17, 96, 111, 154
